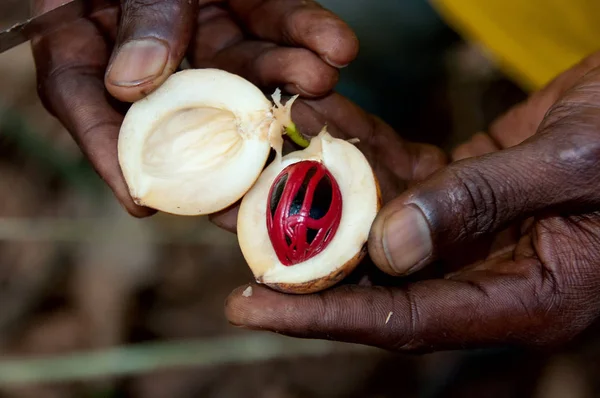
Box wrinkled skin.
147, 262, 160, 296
225, 52, 600, 352
31, 0, 358, 217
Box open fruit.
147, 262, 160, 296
118, 68, 293, 216
118, 68, 381, 294
238, 129, 381, 294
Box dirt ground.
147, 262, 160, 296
1, 2, 600, 398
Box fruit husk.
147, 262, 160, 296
260, 243, 369, 294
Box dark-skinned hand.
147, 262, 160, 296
31, 0, 358, 216
225, 51, 600, 352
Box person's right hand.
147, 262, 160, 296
31, 0, 358, 216
224, 51, 600, 353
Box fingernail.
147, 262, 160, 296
107, 38, 169, 87
283, 83, 321, 97
382, 206, 432, 275
324, 55, 349, 69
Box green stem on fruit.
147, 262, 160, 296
285, 122, 310, 148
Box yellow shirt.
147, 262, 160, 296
430, 0, 600, 92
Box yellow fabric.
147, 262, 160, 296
430, 0, 600, 92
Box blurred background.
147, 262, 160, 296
0, 0, 599, 397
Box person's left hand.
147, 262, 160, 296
31, 0, 358, 216
224, 52, 600, 352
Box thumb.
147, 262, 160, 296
368, 123, 600, 276
105, 0, 198, 102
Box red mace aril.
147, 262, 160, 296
266, 160, 343, 266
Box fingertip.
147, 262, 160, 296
368, 204, 433, 277
224, 284, 280, 329
451, 132, 499, 161
241, 1, 359, 71
368, 210, 404, 277
104, 38, 171, 103
116, 190, 157, 218
224, 285, 249, 327
451, 143, 473, 162
292, 60, 339, 97
320, 27, 359, 69
255, 48, 339, 97
410, 143, 448, 182
124, 203, 157, 218
208, 205, 239, 234
288, 8, 359, 70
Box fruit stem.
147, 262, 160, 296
285, 122, 310, 148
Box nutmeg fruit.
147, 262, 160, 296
118, 68, 381, 294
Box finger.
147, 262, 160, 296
368, 68, 600, 277
224, 256, 566, 351
452, 51, 600, 162
228, 0, 359, 69
91, 6, 120, 43
488, 51, 600, 149
188, 5, 338, 97
208, 204, 239, 234
188, 4, 244, 63
31, 13, 154, 217
294, 94, 447, 182
452, 132, 500, 161
196, 41, 339, 97
105, 0, 198, 102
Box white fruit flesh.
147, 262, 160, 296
237, 130, 379, 286
118, 69, 283, 216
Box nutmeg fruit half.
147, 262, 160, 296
118, 68, 294, 216
238, 129, 381, 294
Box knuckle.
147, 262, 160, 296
442, 164, 504, 240
389, 288, 422, 351
127, 206, 152, 218
517, 229, 600, 347
124, 0, 170, 13
530, 216, 600, 343
38, 63, 103, 116
121, 0, 189, 34
518, 262, 567, 346
539, 105, 600, 183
